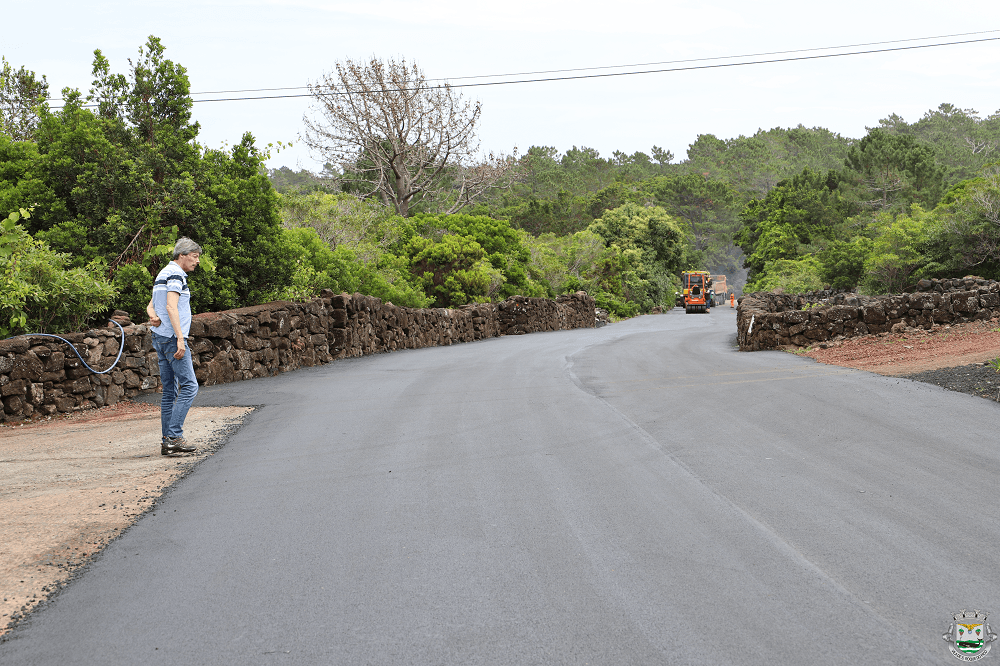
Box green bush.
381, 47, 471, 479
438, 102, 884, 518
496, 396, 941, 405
409, 213, 545, 301
1, 210, 116, 337
274, 226, 429, 308
406, 234, 500, 308
748, 256, 825, 294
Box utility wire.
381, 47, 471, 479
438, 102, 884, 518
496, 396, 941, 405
43, 28, 1000, 99
190, 28, 1000, 94
46, 35, 999, 109
195, 36, 1000, 102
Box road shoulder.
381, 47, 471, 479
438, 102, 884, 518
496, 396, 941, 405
0, 404, 251, 637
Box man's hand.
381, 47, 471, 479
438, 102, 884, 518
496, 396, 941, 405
173, 340, 186, 360
148, 316, 162, 327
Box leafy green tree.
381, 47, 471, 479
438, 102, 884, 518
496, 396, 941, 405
515, 146, 565, 200
521, 229, 606, 296
1, 208, 115, 337
876, 104, 1000, 185
844, 128, 946, 212
267, 165, 331, 194
920, 166, 1000, 281
736, 167, 853, 286
0, 135, 61, 220
279, 191, 409, 266
817, 238, 873, 290
684, 127, 851, 198
186, 135, 295, 313
684, 134, 728, 181
273, 226, 429, 307
750, 256, 825, 294
1, 38, 296, 319
0, 57, 49, 141
406, 234, 500, 307
409, 213, 544, 301
587, 203, 685, 311
862, 209, 932, 294
637, 173, 741, 273
559, 146, 615, 193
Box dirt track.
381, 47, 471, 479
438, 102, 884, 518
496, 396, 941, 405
801, 315, 1000, 376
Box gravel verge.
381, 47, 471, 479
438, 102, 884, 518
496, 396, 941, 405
900, 361, 1000, 403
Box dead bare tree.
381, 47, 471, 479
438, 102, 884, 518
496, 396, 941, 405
302, 57, 514, 217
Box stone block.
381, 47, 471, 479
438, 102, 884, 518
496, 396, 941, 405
124, 370, 142, 389
44, 351, 65, 372
125, 335, 143, 353
3, 395, 24, 415
10, 351, 44, 381
189, 318, 207, 337
274, 313, 291, 336
66, 366, 91, 379
952, 291, 979, 313
0, 338, 29, 354
147, 352, 160, 375
106, 382, 124, 406
202, 314, 236, 339
1, 379, 27, 396
30, 345, 52, 359
191, 338, 215, 354
199, 351, 236, 386
787, 323, 808, 336
862, 307, 887, 324
65, 377, 92, 394
931, 308, 953, 323
232, 349, 254, 371
55, 395, 76, 412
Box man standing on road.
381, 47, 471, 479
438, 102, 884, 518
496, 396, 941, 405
146, 238, 202, 456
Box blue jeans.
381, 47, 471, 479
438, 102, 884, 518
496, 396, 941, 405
152, 333, 199, 439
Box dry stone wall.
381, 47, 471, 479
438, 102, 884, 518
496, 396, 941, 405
0, 291, 596, 421
737, 278, 1000, 351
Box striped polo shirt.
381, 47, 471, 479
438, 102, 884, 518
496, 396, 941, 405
151, 261, 192, 339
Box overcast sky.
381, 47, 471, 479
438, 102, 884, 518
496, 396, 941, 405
5, 1, 1000, 171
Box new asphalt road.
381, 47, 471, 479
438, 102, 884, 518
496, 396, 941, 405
3, 308, 997, 665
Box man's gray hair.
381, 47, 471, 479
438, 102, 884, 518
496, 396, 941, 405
173, 237, 202, 259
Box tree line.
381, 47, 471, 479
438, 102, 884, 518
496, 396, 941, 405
3, 40, 1000, 338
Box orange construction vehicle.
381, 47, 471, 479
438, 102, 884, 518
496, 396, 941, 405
712, 275, 728, 304
680, 271, 713, 313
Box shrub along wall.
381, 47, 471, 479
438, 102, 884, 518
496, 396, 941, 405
737, 278, 1000, 351
0, 291, 596, 421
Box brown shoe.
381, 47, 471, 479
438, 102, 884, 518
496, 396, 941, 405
162, 437, 197, 455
